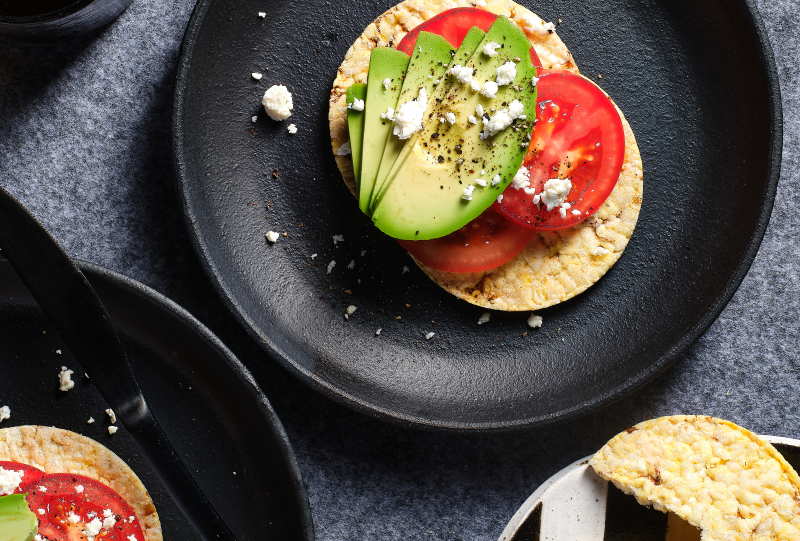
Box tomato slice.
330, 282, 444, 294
494, 69, 625, 230
397, 209, 535, 273
0, 461, 44, 494
20, 473, 146, 541
396, 7, 542, 67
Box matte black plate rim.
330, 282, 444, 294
171, 0, 783, 433
67, 259, 316, 540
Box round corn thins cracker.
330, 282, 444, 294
0, 425, 162, 541
328, 0, 643, 311
590, 416, 800, 541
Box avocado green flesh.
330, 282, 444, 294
367, 32, 455, 211
0, 494, 38, 541
358, 48, 410, 213
345, 83, 367, 193
371, 16, 538, 241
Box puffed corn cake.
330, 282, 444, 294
329, 0, 643, 311
590, 416, 800, 541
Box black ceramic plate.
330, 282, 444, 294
0, 258, 313, 541
172, 0, 781, 431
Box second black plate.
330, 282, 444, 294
172, 0, 781, 431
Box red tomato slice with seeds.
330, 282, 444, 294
397, 209, 535, 273
396, 7, 542, 67
0, 461, 45, 493
20, 473, 146, 541
494, 69, 626, 229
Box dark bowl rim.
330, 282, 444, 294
171, 0, 783, 433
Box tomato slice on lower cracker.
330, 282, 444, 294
397, 208, 535, 273
0, 462, 45, 494
20, 473, 145, 541
494, 70, 626, 230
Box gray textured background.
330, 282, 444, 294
1, 1, 798, 540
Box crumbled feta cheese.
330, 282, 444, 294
475, 178, 487, 187
108, 426, 118, 435
508, 99, 524, 118
520, 13, 555, 37
480, 99, 525, 138
258, 12, 266, 18
35, 534, 44, 541
84, 517, 103, 537
0, 468, 24, 495
251, 72, 262, 81
106, 409, 116, 423
511, 166, 531, 190
261, 84, 293, 121
571, 209, 581, 216
383, 77, 391, 90
265, 231, 279, 243
332, 234, 344, 244
527, 314, 543, 328
482, 41, 501, 57
531, 75, 540, 87
540, 177, 573, 211
496, 194, 504, 204
251, 116, 258, 123
344, 305, 357, 320
495, 61, 517, 86
402, 266, 410, 274
477, 313, 491, 325
75, 484, 84, 493
103, 514, 116, 530
0, 406, 9, 423
347, 260, 355, 269
59, 366, 74, 391
476, 104, 484, 117
336, 141, 351, 155
593, 246, 611, 256
393, 87, 428, 139
380, 107, 395, 121
425, 332, 435, 340
360, 250, 366, 256
472, 0, 486, 6
480, 81, 498, 99
491, 174, 502, 186
462, 185, 476, 201
434, 79, 441, 84
448, 64, 474, 85
87, 417, 95, 424
38, 509, 45, 515
470, 79, 481, 92
440, 117, 446, 123
445, 112, 456, 124
327, 261, 336, 274
559, 207, 567, 218
68, 512, 81, 524
310, 253, 317, 259
375, 328, 382, 336
39, 486, 46, 492
287, 123, 297, 135
349, 98, 365, 111
468, 115, 477, 124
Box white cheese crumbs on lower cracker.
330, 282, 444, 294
265, 231, 279, 243
477, 313, 491, 325
59, 366, 75, 391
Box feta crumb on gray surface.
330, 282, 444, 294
332, 234, 344, 244
462, 185, 476, 200
347, 260, 355, 269
327, 260, 336, 274
59, 366, 75, 391
258, 12, 266, 18
336, 141, 351, 156
265, 231, 279, 243
106, 408, 116, 423
593, 246, 611, 256
344, 305, 357, 320
0, 467, 24, 495
477, 313, 491, 325
495, 61, 517, 86
361, 250, 367, 256
55, 349, 61, 355
251, 116, 258, 123
261, 84, 293, 121
425, 332, 435, 340
287, 124, 297, 134
311, 253, 317, 259
380, 107, 395, 121
382, 77, 391, 90
108, 426, 118, 435
87, 417, 95, 424
402, 266, 409, 274
349, 97, 365, 111
0, 406, 9, 423
375, 328, 382, 336
482, 41, 501, 57
75, 484, 84, 493
251, 72, 262, 80
527, 314, 543, 328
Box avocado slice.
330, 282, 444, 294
369, 26, 486, 212
358, 48, 410, 213
345, 83, 367, 192
0, 494, 38, 541
367, 31, 455, 210
371, 16, 538, 240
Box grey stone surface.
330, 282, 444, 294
0, 1, 798, 540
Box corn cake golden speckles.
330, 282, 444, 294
0, 426, 162, 541
328, 0, 642, 311
590, 416, 800, 541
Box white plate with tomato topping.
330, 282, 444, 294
172, 0, 781, 430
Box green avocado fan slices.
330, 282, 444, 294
0, 494, 38, 541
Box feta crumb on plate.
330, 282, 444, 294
344, 305, 357, 320
251, 72, 262, 80
375, 328, 382, 336
287, 123, 297, 134
258, 12, 265, 18
251, 116, 257, 123
327, 261, 336, 274
425, 332, 435, 340
265, 231, 280, 243
0, 405, 9, 423
87, 417, 95, 424
261, 84, 293, 121
347, 260, 355, 269
106, 408, 116, 423
527, 314, 543, 328
477, 313, 491, 325
402, 266, 409, 274
310, 253, 317, 259
108, 426, 118, 435
332, 234, 344, 244
58, 366, 74, 391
